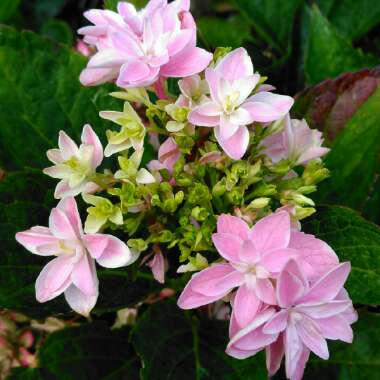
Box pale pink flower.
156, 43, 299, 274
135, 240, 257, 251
261, 115, 329, 166
15, 197, 136, 316
75, 39, 92, 57
188, 48, 294, 159
227, 260, 357, 380
177, 74, 209, 108
78, 0, 212, 88
147, 137, 181, 179
43, 125, 103, 199
177, 212, 337, 325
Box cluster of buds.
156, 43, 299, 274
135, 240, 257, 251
15, 1, 355, 379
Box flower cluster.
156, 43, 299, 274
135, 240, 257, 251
15, 1, 355, 379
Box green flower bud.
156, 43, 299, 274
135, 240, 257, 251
298, 185, 317, 195
127, 238, 148, 252
175, 135, 194, 154
191, 207, 209, 221
295, 207, 316, 220
248, 197, 271, 209
227, 188, 244, 205
250, 183, 277, 198
212, 179, 226, 196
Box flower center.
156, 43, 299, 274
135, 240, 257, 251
223, 91, 240, 114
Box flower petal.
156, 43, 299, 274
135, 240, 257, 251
58, 131, 79, 160
300, 262, 351, 304
216, 48, 253, 81
71, 253, 98, 296
16, 227, 58, 256
35, 256, 74, 302
233, 284, 261, 328
81, 124, 103, 169
49, 207, 77, 240
263, 310, 289, 334
214, 124, 249, 160
56, 197, 83, 238
316, 315, 354, 343
266, 336, 285, 376
250, 211, 291, 253
64, 284, 98, 317
212, 233, 243, 262
188, 102, 221, 126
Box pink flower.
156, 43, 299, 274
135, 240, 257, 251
188, 48, 294, 159
147, 137, 181, 179
43, 125, 103, 199
177, 212, 337, 326
227, 260, 357, 380
75, 39, 92, 57
178, 74, 209, 108
78, 0, 212, 88
261, 115, 329, 166
15, 197, 136, 316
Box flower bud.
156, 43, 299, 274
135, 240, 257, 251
248, 197, 270, 209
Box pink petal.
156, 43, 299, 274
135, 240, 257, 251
83, 234, 110, 259
58, 131, 79, 160
205, 68, 222, 104
277, 260, 307, 308
259, 248, 297, 273
80, 67, 119, 86
71, 253, 98, 296
35, 256, 74, 302
81, 124, 103, 169
216, 214, 250, 240
56, 197, 83, 238
316, 315, 353, 343
297, 300, 351, 319
243, 92, 294, 123
229, 107, 254, 126
296, 315, 329, 359
219, 114, 240, 140
85, 234, 133, 268
188, 102, 221, 126
117, 61, 159, 88
239, 239, 260, 264
233, 284, 261, 328
168, 29, 193, 56
288, 344, 310, 380
49, 208, 77, 240
266, 336, 284, 376
284, 323, 303, 379
177, 263, 244, 309
300, 262, 351, 304
263, 310, 289, 334
161, 46, 213, 78
227, 308, 277, 354
214, 124, 249, 160
147, 252, 165, 284
16, 227, 58, 256
64, 284, 98, 317
212, 233, 243, 262
87, 49, 127, 68
255, 278, 276, 304
288, 231, 339, 281
216, 48, 253, 81
250, 211, 291, 253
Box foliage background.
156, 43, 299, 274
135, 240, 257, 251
1, 0, 380, 379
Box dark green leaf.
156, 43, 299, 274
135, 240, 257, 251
0, 0, 20, 22
0, 26, 119, 170
325, 0, 380, 41
40, 20, 73, 46
131, 300, 267, 380
303, 5, 379, 84
198, 16, 252, 49
305, 311, 380, 379
232, 0, 303, 50
304, 206, 380, 305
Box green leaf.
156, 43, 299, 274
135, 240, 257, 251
323, 0, 380, 41
131, 300, 267, 380
303, 206, 380, 305
232, 0, 303, 50
0, 26, 119, 170
11, 323, 139, 380
303, 5, 379, 84
0, 170, 160, 318
197, 16, 252, 50
40, 20, 74, 46
0, 0, 20, 22
305, 311, 380, 379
